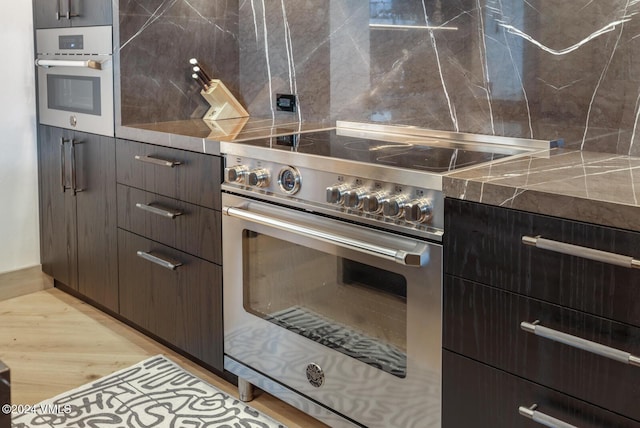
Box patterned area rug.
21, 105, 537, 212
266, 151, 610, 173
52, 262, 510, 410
11, 355, 285, 427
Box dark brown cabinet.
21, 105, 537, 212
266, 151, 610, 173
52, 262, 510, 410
34, 0, 112, 29
115, 138, 224, 371
443, 198, 640, 426
38, 125, 118, 311
0, 361, 9, 428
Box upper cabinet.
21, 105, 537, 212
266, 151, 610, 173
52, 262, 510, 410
34, 0, 112, 29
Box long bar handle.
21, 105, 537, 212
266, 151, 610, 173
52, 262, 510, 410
55, 0, 61, 20
136, 251, 182, 271
223, 205, 429, 267
519, 404, 578, 428
522, 235, 640, 269
70, 139, 83, 195
60, 137, 67, 193
134, 155, 181, 168
66, 0, 79, 19
521, 320, 640, 367
135, 203, 183, 219
35, 59, 102, 70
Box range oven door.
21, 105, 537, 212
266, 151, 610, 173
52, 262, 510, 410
36, 26, 114, 137
222, 193, 442, 427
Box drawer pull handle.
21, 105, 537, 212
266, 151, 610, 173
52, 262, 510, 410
521, 321, 640, 367
134, 155, 182, 168
519, 404, 578, 428
522, 235, 640, 269
135, 203, 183, 219
136, 251, 182, 271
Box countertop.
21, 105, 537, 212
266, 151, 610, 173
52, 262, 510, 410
443, 149, 640, 232
118, 119, 640, 233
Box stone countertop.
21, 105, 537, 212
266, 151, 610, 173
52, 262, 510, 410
443, 149, 640, 232
116, 117, 329, 155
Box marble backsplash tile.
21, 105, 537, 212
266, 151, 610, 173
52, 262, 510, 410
118, 0, 640, 155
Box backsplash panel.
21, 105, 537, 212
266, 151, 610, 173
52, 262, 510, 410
119, 0, 640, 155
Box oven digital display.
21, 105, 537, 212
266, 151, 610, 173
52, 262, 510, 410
59, 35, 84, 50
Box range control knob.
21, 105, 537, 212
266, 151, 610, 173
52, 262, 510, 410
248, 168, 270, 187
362, 192, 387, 214
404, 199, 433, 224
326, 184, 350, 205
383, 195, 409, 218
343, 187, 367, 209
224, 165, 248, 183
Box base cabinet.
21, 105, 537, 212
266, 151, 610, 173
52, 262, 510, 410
38, 125, 118, 311
118, 230, 223, 369
115, 139, 224, 371
0, 361, 9, 428
444, 198, 640, 426
443, 351, 639, 428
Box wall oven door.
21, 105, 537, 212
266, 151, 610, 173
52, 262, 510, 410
222, 193, 442, 427
36, 26, 114, 136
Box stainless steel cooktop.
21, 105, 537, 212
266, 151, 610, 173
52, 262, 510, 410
221, 122, 553, 241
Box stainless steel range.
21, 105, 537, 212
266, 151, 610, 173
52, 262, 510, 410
220, 122, 549, 427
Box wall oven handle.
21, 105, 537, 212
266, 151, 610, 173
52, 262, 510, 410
136, 251, 182, 271
55, 0, 61, 20
135, 203, 183, 219
522, 235, 640, 269
223, 205, 429, 267
35, 59, 102, 70
519, 404, 578, 428
521, 320, 640, 367
134, 155, 182, 168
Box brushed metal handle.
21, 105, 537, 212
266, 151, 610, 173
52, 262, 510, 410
70, 139, 83, 195
521, 320, 640, 367
35, 59, 102, 70
136, 251, 182, 270
134, 155, 181, 168
66, 0, 79, 18
519, 404, 578, 428
224, 205, 429, 267
522, 235, 640, 269
135, 203, 183, 219
55, 0, 61, 20
60, 137, 67, 193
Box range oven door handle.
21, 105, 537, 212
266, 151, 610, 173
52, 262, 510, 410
223, 205, 429, 267
35, 59, 102, 70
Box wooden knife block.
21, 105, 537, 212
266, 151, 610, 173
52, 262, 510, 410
201, 80, 249, 121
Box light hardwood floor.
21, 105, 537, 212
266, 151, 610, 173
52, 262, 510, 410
0, 287, 327, 427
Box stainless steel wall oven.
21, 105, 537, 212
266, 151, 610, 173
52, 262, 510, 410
221, 123, 546, 427
35, 26, 114, 136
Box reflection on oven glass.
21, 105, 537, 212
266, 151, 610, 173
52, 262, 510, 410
242, 230, 407, 378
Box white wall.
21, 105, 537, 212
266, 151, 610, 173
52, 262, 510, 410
0, 3, 40, 273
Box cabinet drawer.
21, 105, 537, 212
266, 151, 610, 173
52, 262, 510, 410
117, 184, 221, 264
444, 198, 640, 327
443, 350, 640, 428
444, 275, 640, 421
116, 139, 221, 210
118, 230, 223, 370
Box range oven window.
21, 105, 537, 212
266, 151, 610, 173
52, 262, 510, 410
47, 74, 101, 115
242, 230, 408, 378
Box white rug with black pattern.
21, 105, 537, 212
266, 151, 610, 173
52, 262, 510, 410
11, 355, 285, 428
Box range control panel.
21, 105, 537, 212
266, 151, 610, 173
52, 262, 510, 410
222, 156, 444, 240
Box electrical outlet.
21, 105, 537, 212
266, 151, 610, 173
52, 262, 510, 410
276, 94, 297, 112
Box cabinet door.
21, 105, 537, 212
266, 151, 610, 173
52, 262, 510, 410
39, 125, 78, 290
0, 361, 9, 428
74, 131, 118, 311
34, 0, 112, 29
34, 0, 69, 29
69, 0, 112, 27
118, 230, 223, 370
